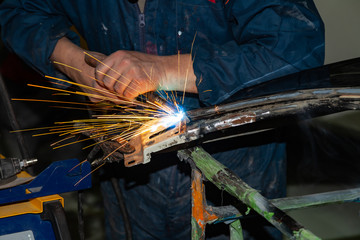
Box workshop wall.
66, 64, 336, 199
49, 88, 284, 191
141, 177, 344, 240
314, 0, 360, 64
287, 1, 360, 239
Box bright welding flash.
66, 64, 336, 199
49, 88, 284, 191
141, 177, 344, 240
150, 110, 185, 132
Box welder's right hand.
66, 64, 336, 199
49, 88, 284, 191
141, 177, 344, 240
92, 50, 167, 100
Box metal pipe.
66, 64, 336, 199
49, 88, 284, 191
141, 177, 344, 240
271, 187, 360, 211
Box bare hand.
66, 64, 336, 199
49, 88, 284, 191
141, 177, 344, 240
94, 50, 167, 99
51, 37, 197, 103
51, 38, 122, 103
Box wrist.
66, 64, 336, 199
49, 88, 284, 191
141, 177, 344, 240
50, 37, 93, 81
158, 54, 197, 94
157, 55, 177, 91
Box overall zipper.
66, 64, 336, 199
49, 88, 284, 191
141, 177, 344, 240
136, 4, 146, 52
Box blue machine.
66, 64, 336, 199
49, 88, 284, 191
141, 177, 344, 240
0, 158, 91, 240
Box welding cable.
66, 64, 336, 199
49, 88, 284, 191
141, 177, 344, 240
111, 177, 133, 240
78, 191, 85, 240
0, 74, 32, 160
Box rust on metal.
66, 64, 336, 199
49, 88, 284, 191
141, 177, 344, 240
192, 169, 219, 239
203, 112, 256, 133
123, 134, 144, 167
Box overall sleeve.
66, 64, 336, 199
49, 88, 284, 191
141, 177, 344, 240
192, 0, 325, 106
0, 0, 79, 79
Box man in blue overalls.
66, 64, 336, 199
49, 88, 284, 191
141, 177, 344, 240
0, 0, 324, 238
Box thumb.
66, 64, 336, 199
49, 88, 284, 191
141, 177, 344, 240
84, 51, 107, 68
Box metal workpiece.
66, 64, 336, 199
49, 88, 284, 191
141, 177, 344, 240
123, 117, 189, 166
122, 86, 360, 166
187, 86, 360, 123
172, 86, 360, 152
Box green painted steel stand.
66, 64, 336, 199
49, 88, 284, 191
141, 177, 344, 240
178, 146, 321, 240
229, 220, 243, 240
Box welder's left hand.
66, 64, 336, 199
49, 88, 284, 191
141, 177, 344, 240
51, 37, 119, 103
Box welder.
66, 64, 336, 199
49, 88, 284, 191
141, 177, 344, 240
0, 0, 324, 239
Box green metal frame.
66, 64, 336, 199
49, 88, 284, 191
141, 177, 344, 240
178, 146, 360, 240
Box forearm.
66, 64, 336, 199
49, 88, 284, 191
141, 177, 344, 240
159, 54, 198, 94
50, 37, 115, 102
50, 37, 94, 81
0, 1, 80, 78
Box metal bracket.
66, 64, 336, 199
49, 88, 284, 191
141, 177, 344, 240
123, 118, 188, 167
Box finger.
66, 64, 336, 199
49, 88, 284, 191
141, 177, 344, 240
119, 69, 146, 99
123, 86, 139, 99
86, 83, 109, 102
123, 77, 154, 99
97, 67, 123, 92
86, 81, 118, 103
84, 54, 99, 68
95, 55, 131, 90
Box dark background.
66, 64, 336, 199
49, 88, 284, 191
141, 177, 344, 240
0, 0, 360, 239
